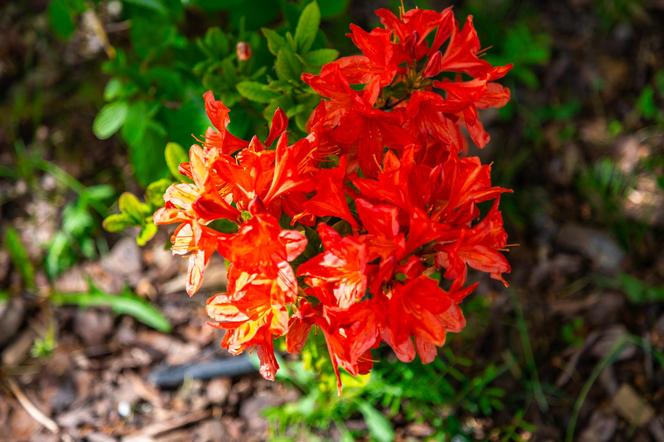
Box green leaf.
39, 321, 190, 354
124, 0, 167, 15
302, 48, 338, 67
275, 47, 302, 82
102, 213, 135, 232
358, 402, 394, 442
294, 2, 321, 53
93, 101, 129, 140
236, 81, 280, 103
51, 286, 172, 332
103, 78, 124, 101
48, 0, 85, 38
126, 119, 169, 186
82, 184, 115, 203
618, 273, 664, 303
136, 223, 158, 246
119, 192, 150, 223
318, 0, 350, 18
3, 227, 36, 290
261, 28, 286, 55
45, 231, 74, 279
165, 142, 188, 180
145, 178, 171, 208
636, 86, 657, 120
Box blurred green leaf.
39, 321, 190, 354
45, 231, 73, 279
145, 178, 172, 207
103, 78, 124, 101
237, 81, 280, 103
295, 2, 321, 53
119, 192, 150, 223
262, 28, 286, 56
93, 101, 128, 140
302, 48, 338, 67
165, 142, 188, 180
276, 47, 302, 82
137, 223, 158, 246
130, 13, 177, 58
318, 0, 350, 18
636, 86, 657, 120
82, 184, 115, 203
102, 213, 134, 232
358, 402, 394, 442
48, 0, 85, 38
4, 227, 36, 290
126, 119, 169, 185
617, 273, 664, 304
51, 286, 172, 332
124, 0, 168, 15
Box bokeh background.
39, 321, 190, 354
1, 0, 663, 440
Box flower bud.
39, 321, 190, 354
236, 42, 252, 61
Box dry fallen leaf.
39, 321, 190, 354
612, 384, 654, 427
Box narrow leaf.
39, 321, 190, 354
51, 287, 172, 332
275, 47, 302, 82
358, 402, 394, 442
236, 81, 280, 103
295, 2, 321, 53
3, 227, 36, 290
123, 0, 167, 15
261, 28, 286, 56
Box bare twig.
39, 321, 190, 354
7, 378, 72, 441
123, 409, 210, 441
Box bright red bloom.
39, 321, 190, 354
287, 294, 379, 393
379, 275, 466, 364
297, 224, 368, 309
155, 5, 513, 391
207, 213, 307, 379
435, 200, 511, 287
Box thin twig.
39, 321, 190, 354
85, 8, 116, 59
7, 378, 60, 435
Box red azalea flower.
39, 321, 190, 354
153, 4, 513, 389
297, 224, 368, 309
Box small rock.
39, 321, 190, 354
50, 378, 76, 413
239, 391, 282, 435
612, 384, 654, 427
0, 250, 9, 281
0, 297, 26, 348
73, 309, 113, 347
197, 419, 229, 442
1, 329, 35, 367
207, 378, 231, 404
407, 423, 434, 437
53, 266, 88, 293
586, 292, 624, 326
117, 400, 132, 418
100, 237, 142, 284
557, 224, 625, 272
579, 410, 617, 442
86, 432, 116, 442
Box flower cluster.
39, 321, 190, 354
155, 6, 512, 391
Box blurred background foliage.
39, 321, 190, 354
0, 0, 663, 440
